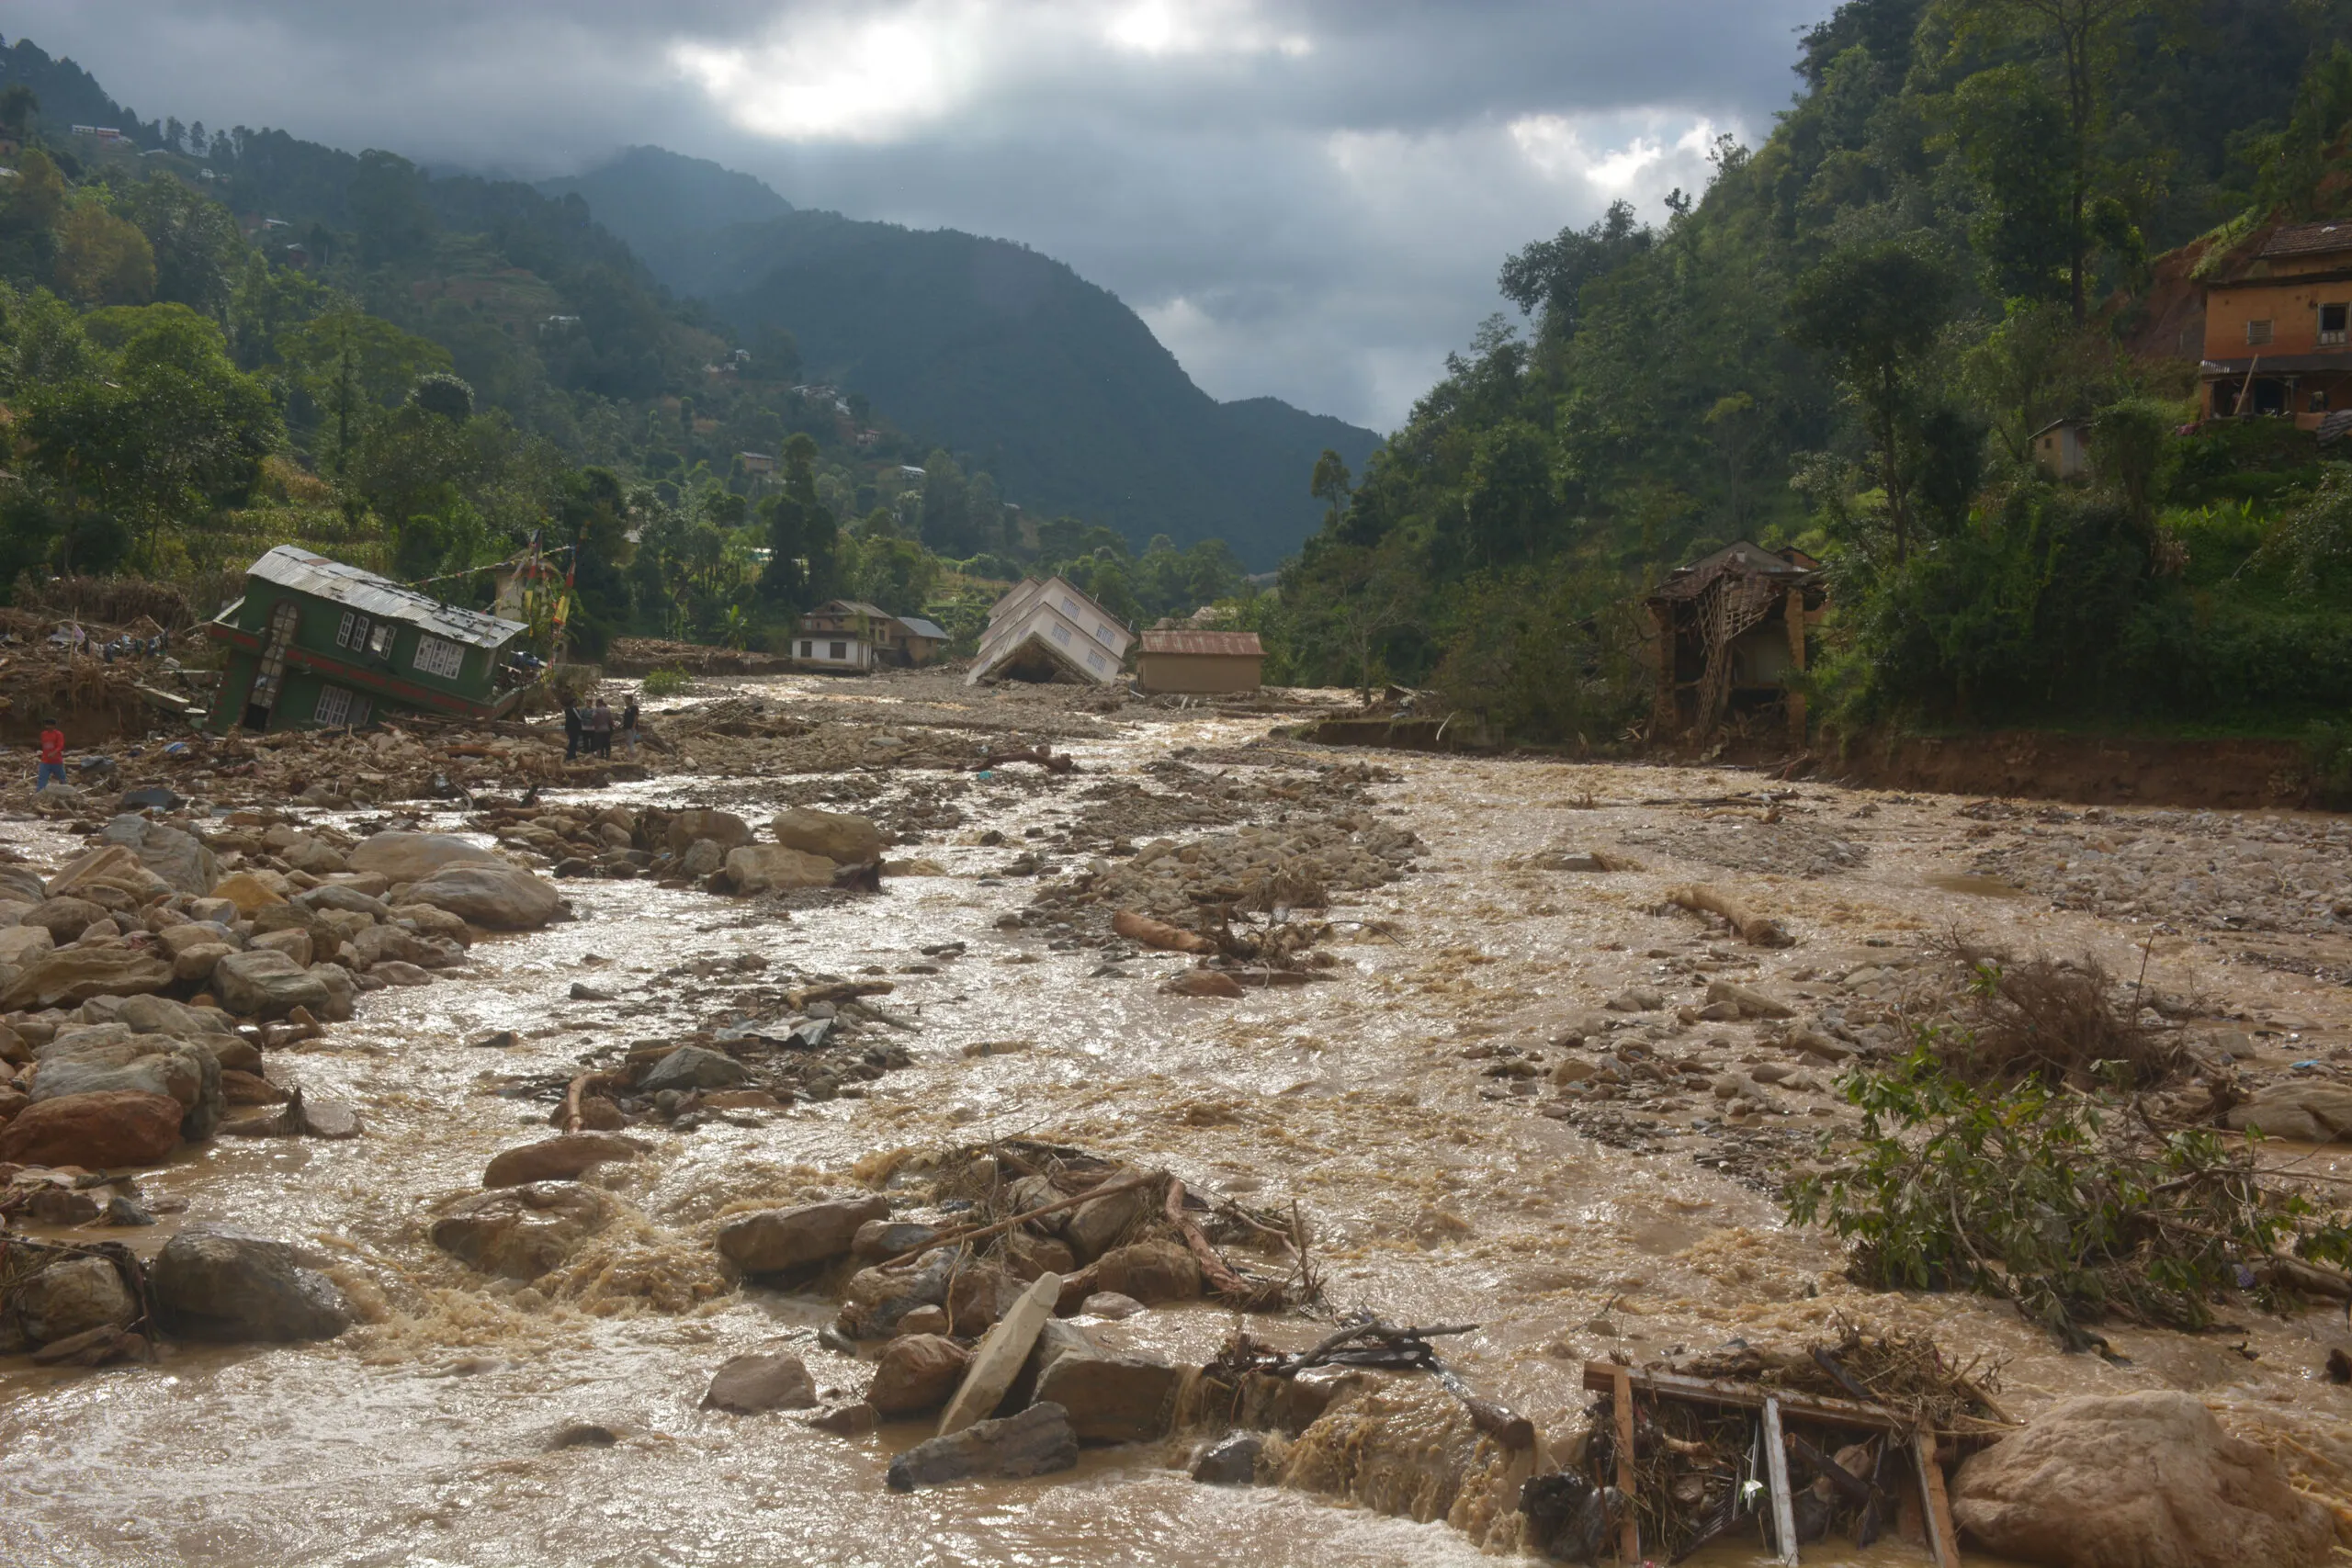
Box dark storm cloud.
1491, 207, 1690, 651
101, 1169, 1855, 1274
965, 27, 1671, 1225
9, 2, 1826, 427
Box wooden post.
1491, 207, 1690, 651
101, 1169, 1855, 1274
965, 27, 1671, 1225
1914, 1428, 1960, 1568
1614, 1365, 1639, 1564
1762, 1396, 1801, 1564
1649, 600, 1678, 740
1783, 586, 1808, 747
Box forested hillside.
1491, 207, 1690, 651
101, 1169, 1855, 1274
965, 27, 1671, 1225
543, 147, 1384, 565
1265, 0, 2352, 772
0, 36, 1262, 653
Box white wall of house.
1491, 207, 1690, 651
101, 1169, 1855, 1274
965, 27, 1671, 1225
794, 636, 874, 671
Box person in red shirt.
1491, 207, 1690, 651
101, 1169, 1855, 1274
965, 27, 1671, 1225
35, 719, 65, 792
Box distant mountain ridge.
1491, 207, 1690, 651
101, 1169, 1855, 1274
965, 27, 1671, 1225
541, 148, 1381, 564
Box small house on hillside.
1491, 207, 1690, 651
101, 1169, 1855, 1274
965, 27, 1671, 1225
1136, 628, 1263, 694
203, 546, 531, 733
967, 577, 1132, 685
2032, 417, 2092, 480
1645, 542, 1826, 747
792, 601, 949, 671
2199, 220, 2352, 423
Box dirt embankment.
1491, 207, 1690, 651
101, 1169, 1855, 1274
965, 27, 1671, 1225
1821, 728, 2318, 811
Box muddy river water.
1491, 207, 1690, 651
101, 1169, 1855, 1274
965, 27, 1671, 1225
4, 676, 2349, 1566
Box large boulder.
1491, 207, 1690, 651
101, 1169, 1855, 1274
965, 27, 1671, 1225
2224, 1082, 2352, 1143
83, 993, 235, 1039
347, 832, 501, 882
1951, 1390, 2334, 1568
701, 1351, 818, 1414
1064, 1175, 1158, 1262
722, 845, 838, 895
21, 897, 108, 943
0, 863, 48, 903
292, 884, 392, 919
1035, 1348, 1183, 1443
718, 1195, 891, 1274
1089, 1239, 1201, 1305
840, 1249, 957, 1337
665, 809, 754, 855
11, 1256, 138, 1346
429, 1181, 611, 1280
352, 923, 457, 969
0, 1089, 183, 1166
150, 1226, 352, 1342
209, 872, 288, 915
45, 843, 174, 903
157, 921, 240, 961
210, 949, 332, 1020
770, 808, 886, 866
0, 944, 174, 1012
866, 1333, 971, 1416
886, 1403, 1078, 1492
34, 1026, 223, 1141
483, 1133, 650, 1189
401, 863, 564, 931
97, 815, 220, 896
0, 923, 55, 966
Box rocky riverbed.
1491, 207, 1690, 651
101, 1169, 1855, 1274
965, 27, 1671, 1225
2, 669, 2348, 1567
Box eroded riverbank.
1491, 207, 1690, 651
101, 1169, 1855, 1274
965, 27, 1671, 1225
4, 672, 2349, 1567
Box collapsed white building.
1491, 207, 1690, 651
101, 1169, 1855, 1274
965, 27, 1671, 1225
966, 576, 1134, 685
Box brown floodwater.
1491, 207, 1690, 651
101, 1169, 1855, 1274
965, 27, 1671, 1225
5, 685, 2349, 1566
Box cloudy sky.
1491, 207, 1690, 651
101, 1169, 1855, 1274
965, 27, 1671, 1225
11, 1, 1826, 431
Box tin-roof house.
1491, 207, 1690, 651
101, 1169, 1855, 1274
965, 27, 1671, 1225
967, 577, 1133, 685
791, 601, 951, 671
202, 546, 531, 732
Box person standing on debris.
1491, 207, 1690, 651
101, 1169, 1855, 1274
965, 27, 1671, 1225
620, 694, 640, 758
35, 718, 66, 791
589, 696, 615, 758
562, 698, 584, 761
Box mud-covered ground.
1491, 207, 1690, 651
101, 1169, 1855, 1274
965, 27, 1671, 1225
3, 669, 2349, 1567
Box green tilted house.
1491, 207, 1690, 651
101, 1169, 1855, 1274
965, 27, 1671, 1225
202, 546, 532, 733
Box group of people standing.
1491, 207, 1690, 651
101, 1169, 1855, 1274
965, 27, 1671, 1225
563, 694, 639, 761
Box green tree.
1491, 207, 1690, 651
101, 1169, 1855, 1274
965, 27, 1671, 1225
54, 203, 155, 305
118, 175, 244, 318
1310, 448, 1352, 536
0, 84, 37, 141
346, 150, 435, 267
1789, 239, 1955, 562
759, 433, 834, 607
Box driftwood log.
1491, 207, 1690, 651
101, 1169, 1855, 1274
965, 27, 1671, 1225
1114, 909, 1216, 954
1667, 884, 1794, 947
970, 746, 1074, 774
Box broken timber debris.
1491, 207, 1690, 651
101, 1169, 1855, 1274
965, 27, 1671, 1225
1667, 883, 1794, 947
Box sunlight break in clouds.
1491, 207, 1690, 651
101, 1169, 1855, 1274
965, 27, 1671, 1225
673, 0, 1311, 144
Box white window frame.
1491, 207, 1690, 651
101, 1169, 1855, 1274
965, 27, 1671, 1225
1050, 623, 1071, 645
336, 610, 371, 651
412, 634, 465, 679
1086, 650, 1106, 671
367, 623, 393, 657
313, 684, 367, 728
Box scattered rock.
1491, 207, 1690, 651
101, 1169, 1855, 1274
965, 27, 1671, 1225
2223, 1083, 2352, 1143
1064, 1175, 1156, 1262
11, 1256, 137, 1346
1606, 988, 1667, 1013
938, 1271, 1062, 1436
852, 1218, 944, 1261
722, 844, 838, 895
867, 1333, 972, 1416
210, 949, 332, 1021
483, 1133, 650, 1189
0, 945, 175, 1012
803, 1401, 880, 1436
716, 1194, 891, 1274
886, 1402, 1079, 1492
1191, 1430, 1264, 1484
640, 1044, 749, 1093
300, 1100, 362, 1139
0, 1089, 183, 1167
1091, 1239, 1201, 1304
150, 1226, 352, 1342
346, 832, 501, 882
701, 1351, 818, 1414
33, 1028, 222, 1142
1706, 980, 1794, 1020
897, 1304, 950, 1337
96, 815, 220, 896
1165, 970, 1247, 998
665, 809, 753, 854
1951, 1390, 2333, 1568
1035, 1348, 1182, 1443
429, 1181, 612, 1280
402, 863, 564, 931
1080, 1292, 1148, 1320
771, 807, 886, 865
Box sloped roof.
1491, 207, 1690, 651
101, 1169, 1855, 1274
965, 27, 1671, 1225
2259, 221, 2352, 259
1648, 541, 1820, 604
245, 546, 524, 649
810, 599, 893, 619
1141, 629, 1263, 658
898, 616, 948, 641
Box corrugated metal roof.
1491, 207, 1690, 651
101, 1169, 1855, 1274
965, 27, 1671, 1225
1140, 629, 1263, 657
898, 617, 948, 641
245, 547, 526, 649
1647, 541, 1819, 604
2260, 221, 2352, 258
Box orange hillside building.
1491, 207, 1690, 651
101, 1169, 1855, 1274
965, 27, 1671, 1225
2200, 220, 2352, 424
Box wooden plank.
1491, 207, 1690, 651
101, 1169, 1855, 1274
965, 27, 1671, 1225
1915, 1427, 1961, 1568
1582, 1361, 1911, 1433
1763, 1396, 1801, 1565
1613, 1365, 1639, 1565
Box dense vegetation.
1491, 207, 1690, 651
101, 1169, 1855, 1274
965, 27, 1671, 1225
0, 38, 1256, 655
1262, 0, 2352, 747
